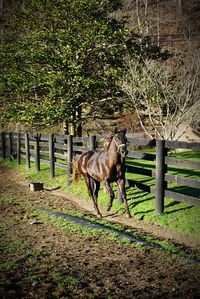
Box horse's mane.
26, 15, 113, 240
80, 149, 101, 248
103, 129, 126, 151
103, 134, 115, 151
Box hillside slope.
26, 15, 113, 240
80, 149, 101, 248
121, 0, 200, 54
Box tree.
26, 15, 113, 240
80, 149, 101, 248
120, 51, 200, 140
0, 0, 167, 135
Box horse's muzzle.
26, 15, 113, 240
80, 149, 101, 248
121, 148, 128, 157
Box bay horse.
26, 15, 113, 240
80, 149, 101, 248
72, 129, 131, 218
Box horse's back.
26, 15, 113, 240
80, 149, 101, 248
77, 148, 124, 182
86, 150, 118, 182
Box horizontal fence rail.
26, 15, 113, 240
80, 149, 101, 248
0, 131, 200, 214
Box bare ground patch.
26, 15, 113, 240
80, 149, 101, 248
0, 164, 200, 298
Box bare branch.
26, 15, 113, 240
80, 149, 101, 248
120, 51, 200, 140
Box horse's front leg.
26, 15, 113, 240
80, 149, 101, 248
92, 180, 102, 217
117, 178, 131, 218
104, 180, 115, 212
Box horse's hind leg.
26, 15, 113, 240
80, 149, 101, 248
83, 175, 101, 217
107, 192, 114, 212
91, 179, 102, 217
117, 178, 131, 218
104, 181, 115, 212
83, 174, 93, 198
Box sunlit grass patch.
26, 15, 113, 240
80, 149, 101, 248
0, 261, 16, 271
0, 235, 27, 258
1, 151, 200, 239
168, 149, 200, 161
52, 271, 78, 289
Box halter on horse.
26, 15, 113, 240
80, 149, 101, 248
72, 129, 131, 218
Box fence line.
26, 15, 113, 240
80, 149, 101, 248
0, 131, 200, 214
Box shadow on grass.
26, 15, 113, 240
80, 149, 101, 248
168, 185, 200, 198
126, 156, 200, 178
133, 209, 155, 216
126, 188, 148, 200
164, 206, 193, 215
128, 195, 153, 209
121, 189, 155, 216
167, 166, 200, 178
164, 200, 181, 208
163, 199, 194, 214
126, 160, 155, 170
168, 150, 200, 161
126, 188, 196, 216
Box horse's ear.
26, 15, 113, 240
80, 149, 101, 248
121, 128, 126, 135
114, 128, 126, 135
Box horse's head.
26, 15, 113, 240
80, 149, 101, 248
113, 129, 128, 157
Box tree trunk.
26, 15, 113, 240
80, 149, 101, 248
68, 105, 82, 136
76, 105, 82, 137
63, 121, 69, 135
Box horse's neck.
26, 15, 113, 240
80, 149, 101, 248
106, 139, 120, 163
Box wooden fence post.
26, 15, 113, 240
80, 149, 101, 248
67, 135, 73, 187
155, 139, 166, 214
49, 133, 55, 178
25, 133, 30, 170
17, 133, 21, 165
35, 134, 40, 172
1, 132, 6, 159
89, 135, 96, 150
8, 132, 12, 160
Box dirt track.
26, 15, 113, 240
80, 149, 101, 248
0, 164, 200, 298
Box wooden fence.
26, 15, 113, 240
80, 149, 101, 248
0, 132, 200, 214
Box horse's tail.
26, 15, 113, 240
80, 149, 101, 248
71, 155, 81, 184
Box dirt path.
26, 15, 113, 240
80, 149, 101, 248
3, 162, 199, 251
0, 164, 200, 298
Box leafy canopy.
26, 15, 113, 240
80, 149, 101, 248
0, 0, 166, 132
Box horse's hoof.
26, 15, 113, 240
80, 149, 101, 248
106, 206, 111, 212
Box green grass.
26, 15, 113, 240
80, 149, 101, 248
52, 271, 77, 289
1, 149, 200, 239
168, 149, 200, 161
124, 150, 200, 238
0, 235, 27, 256
0, 261, 16, 271
31, 209, 117, 240
30, 207, 200, 260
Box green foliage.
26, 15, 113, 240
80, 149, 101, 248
1, 0, 167, 132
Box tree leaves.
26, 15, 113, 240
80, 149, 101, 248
1, 0, 166, 134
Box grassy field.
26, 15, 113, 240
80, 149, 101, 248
1, 149, 200, 239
